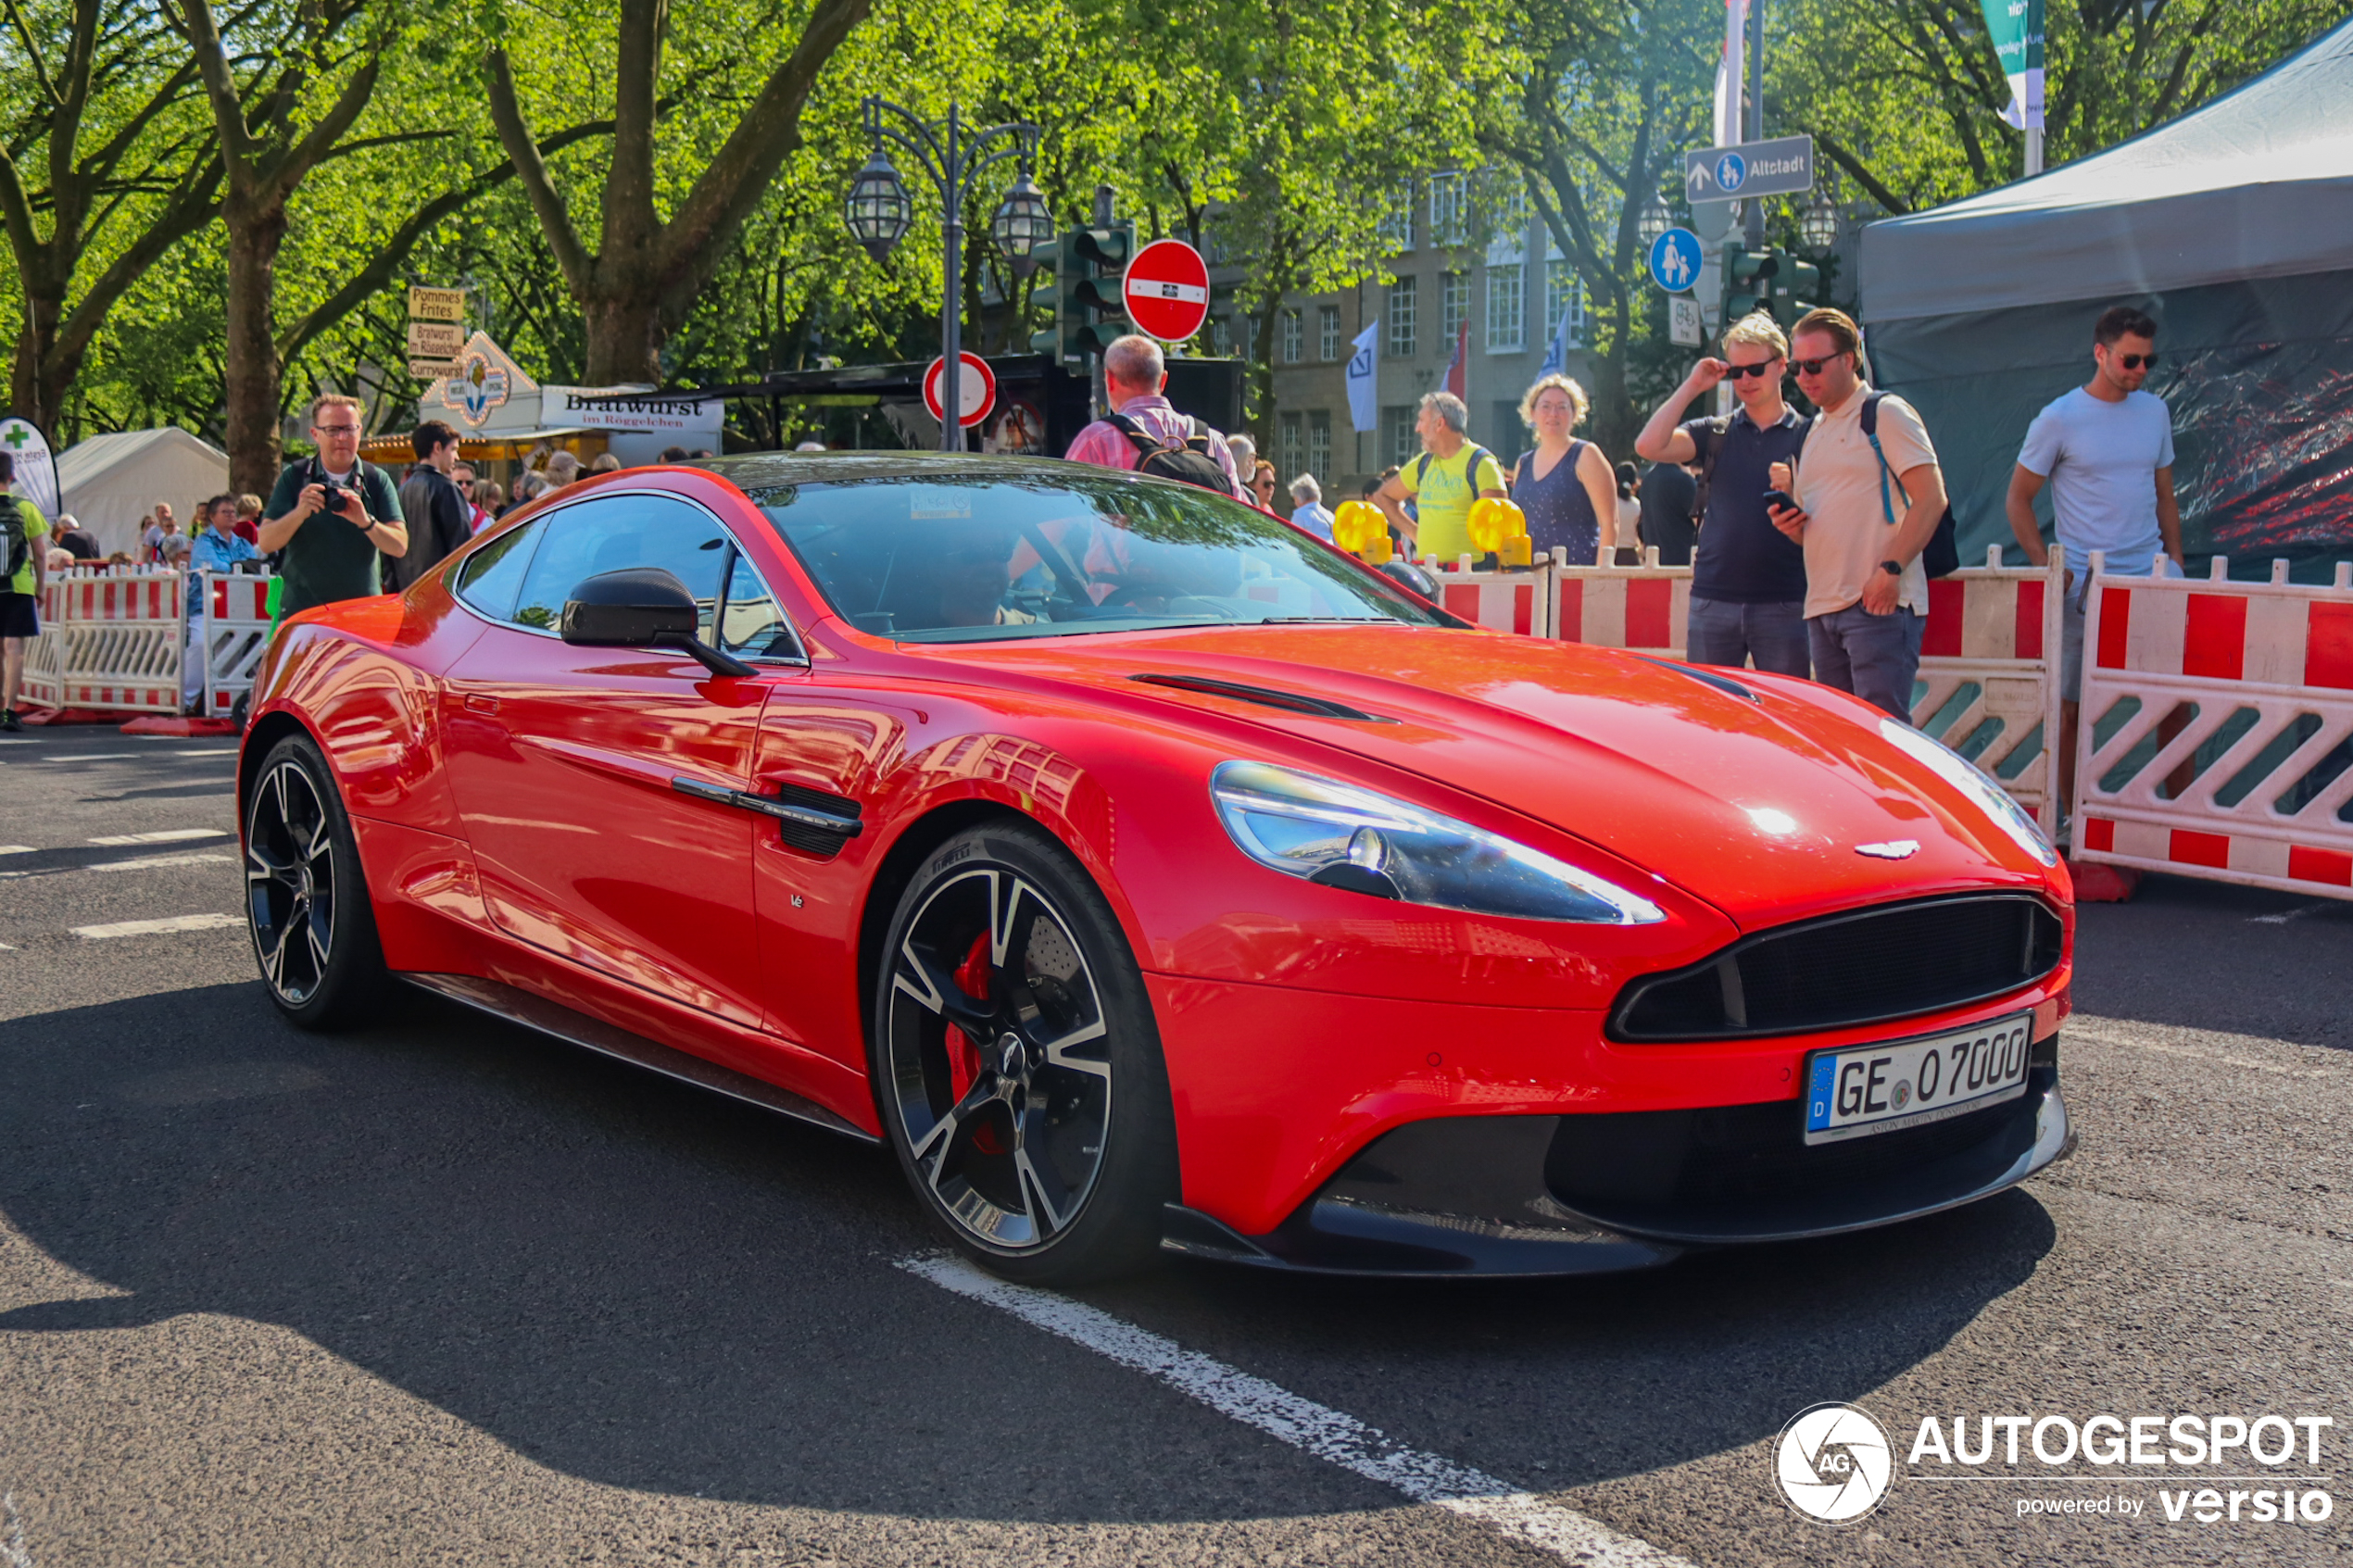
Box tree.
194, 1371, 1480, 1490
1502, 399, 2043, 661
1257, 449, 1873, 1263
484, 0, 875, 385
0, 0, 221, 437
1471, 0, 1717, 456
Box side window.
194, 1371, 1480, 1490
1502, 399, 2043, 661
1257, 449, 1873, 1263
510, 495, 728, 638
717, 548, 800, 659
454, 519, 541, 622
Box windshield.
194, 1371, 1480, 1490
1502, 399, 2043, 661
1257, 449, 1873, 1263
743, 472, 1451, 643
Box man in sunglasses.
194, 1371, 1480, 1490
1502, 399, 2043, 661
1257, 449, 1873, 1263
1765, 307, 1948, 722
1635, 312, 1811, 676
2004, 305, 2183, 814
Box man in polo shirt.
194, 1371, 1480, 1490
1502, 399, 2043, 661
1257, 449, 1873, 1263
1767, 307, 1949, 721
258, 393, 409, 620
1374, 391, 1507, 565
1634, 312, 1811, 674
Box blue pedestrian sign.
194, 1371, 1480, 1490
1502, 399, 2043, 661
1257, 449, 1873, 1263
1713, 151, 1748, 194
1648, 228, 1703, 295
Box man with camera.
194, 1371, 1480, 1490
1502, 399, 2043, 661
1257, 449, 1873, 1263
258, 393, 409, 621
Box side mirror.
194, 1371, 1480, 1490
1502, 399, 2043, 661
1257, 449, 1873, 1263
560, 568, 754, 677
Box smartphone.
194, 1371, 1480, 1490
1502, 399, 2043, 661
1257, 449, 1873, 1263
1763, 488, 1796, 511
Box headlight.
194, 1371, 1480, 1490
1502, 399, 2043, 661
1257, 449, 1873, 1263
1877, 719, 2058, 867
1209, 761, 1665, 924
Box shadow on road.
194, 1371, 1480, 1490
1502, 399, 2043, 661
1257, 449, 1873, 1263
2072, 872, 2353, 1048
0, 982, 2055, 1522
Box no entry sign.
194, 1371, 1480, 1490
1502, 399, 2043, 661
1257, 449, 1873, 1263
1122, 239, 1210, 344
922, 352, 996, 428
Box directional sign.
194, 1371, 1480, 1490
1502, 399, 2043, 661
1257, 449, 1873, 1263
1648, 228, 1705, 295
1685, 136, 1816, 202
923, 352, 996, 429
1122, 238, 1210, 344
407, 285, 467, 322
407, 320, 465, 358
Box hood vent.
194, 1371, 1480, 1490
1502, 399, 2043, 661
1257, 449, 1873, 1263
1129, 673, 1397, 723
1631, 655, 1759, 704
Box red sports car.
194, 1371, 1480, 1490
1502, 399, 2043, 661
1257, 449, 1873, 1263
239, 454, 2075, 1283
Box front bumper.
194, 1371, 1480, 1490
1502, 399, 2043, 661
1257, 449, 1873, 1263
1161, 1040, 2072, 1277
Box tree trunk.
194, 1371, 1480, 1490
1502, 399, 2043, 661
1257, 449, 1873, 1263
582, 292, 664, 384
10, 282, 64, 437
223, 198, 289, 493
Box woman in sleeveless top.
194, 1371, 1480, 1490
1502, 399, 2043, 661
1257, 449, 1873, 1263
1509, 374, 1618, 567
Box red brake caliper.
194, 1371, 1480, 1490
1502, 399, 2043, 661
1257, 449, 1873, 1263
944, 931, 994, 1130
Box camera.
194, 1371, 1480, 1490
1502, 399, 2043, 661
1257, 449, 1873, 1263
309, 459, 351, 514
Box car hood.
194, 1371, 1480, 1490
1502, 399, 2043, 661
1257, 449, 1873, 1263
943, 624, 2056, 928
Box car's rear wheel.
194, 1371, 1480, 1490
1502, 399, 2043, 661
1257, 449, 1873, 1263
245, 733, 389, 1031
873, 821, 1176, 1284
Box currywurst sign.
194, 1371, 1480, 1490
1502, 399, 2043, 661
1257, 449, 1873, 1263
544, 386, 724, 437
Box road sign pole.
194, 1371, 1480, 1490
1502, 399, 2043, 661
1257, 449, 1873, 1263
1745, 0, 1767, 248
937, 103, 962, 454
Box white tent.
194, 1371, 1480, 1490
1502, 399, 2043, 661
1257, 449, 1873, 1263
55, 427, 232, 557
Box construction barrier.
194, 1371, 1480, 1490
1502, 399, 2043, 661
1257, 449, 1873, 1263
1424, 554, 1555, 637
1541, 546, 2068, 828
22, 565, 183, 714
2073, 554, 2353, 900
192, 571, 275, 718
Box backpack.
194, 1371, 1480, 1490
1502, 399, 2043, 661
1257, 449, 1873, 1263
1, 497, 31, 581
1106, 413, 1236, 496
1857, 392, 1960, 579
1415, 441, 1502, 498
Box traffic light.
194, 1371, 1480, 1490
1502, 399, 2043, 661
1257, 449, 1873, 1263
1722, 245, 1779, 327
1779, 254, 1824, 320
1028, 220, 1134, 364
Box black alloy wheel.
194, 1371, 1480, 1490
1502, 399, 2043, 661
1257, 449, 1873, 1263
245, 734, 389, 1030
875, 821, 1176, 1283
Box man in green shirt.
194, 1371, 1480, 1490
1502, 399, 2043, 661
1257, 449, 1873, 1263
258, 392, 409, 619
0, 450, 50, 732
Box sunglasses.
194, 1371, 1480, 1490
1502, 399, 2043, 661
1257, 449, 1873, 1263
2112, 352, 2158, 370
1792, 355, 1848, 377
1724, 358, 1781, 380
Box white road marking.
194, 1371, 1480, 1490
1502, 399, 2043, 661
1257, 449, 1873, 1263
2249, 901, 2335, 924
2066, 1021, 2335, 1078
1, 1490, 30, 1568
89, 852, 239, 872
72, 913, 241, 938
87, 828, 228, 846
899, 1253, 1694, 1567
0, 846, 32, 856
170, 748, 238, 758
35, 752, 138, 762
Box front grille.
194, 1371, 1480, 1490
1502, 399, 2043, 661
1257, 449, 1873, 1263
1610, 893, 2063, 1041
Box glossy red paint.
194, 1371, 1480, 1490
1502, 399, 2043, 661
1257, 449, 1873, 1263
241, 461, 2075, 1240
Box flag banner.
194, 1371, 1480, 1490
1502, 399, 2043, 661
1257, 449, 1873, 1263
1444, 320, 1468, 401
1539, 306, 1576, 377
1980, 0, 2045, 130
1345, 320, 1380, 433
1716, 0, 1747, 146
0, 417, 58, 519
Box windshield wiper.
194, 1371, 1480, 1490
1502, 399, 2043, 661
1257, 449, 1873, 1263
1252, 615, 1393, 624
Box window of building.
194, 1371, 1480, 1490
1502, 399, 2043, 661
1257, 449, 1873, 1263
1380, 183, 1415, 251
1279, 411, 1303, 482
1388, 276, 1417, 358
1383, 405, 1416, 470
1308, 411, 1332, 487
1212, 314, 1233, 355
1317, 305, 1342, 360
1543, 259, 1587, 347
1441, 271, 1469, 345
1281, 309, 1303, 364
1486, 264, 1525, 353
1428, 172, 1469, 247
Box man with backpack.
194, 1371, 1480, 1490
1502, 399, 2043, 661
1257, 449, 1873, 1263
1371, 392, 1506, 566
1633, 312, 1811, 675
0, 451, 51, 732
1765, 307, 1951, 723
1062, 335, 1240, 495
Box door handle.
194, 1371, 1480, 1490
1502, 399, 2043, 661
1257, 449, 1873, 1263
464, 694, 500, 716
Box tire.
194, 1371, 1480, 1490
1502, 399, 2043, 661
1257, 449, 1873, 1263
872, 820, 1177, 1285
244, 733, 392, 1031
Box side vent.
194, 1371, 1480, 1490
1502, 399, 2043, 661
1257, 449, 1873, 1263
1129, 673, 1397, 723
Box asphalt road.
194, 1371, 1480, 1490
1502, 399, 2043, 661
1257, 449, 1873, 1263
1, 722, 2347, 1567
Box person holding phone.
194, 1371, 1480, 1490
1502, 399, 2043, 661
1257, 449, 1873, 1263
1633, 312, 1811, 676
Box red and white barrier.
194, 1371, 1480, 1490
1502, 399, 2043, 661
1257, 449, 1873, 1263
1425, 556, 1554, 637
2073, 555, 2353, 898
1551, 547, 1690, 657
192, 571, 276, 718
21, 566, 191, 714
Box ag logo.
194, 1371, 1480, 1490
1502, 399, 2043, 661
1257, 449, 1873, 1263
1775, 1401, 1894, 1524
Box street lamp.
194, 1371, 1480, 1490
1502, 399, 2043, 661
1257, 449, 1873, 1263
1801, 189, 1841, 251
1635, 192, 1671, 247
844, 98, 1042, 451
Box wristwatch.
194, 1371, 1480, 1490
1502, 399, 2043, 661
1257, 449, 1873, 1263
1878, 559, 1903, 577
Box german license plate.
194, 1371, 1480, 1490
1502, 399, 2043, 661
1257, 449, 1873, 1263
1803, 1013, 2033, 1146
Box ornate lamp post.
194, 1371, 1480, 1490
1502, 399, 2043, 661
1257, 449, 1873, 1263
843, 99, 1044, 451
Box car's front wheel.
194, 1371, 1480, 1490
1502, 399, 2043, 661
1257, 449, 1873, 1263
245, 732, 390, 1031
872, 820, 1176, 1284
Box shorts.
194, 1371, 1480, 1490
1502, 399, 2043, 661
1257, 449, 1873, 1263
0, 591, 37, 640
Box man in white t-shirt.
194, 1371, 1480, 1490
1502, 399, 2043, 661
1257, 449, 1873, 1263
2005, 304, 2184, 813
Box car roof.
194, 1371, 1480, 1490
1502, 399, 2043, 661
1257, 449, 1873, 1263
690, 451, 1132, 490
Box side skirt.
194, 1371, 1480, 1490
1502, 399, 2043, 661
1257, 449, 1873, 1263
403, 972, 878, 1144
